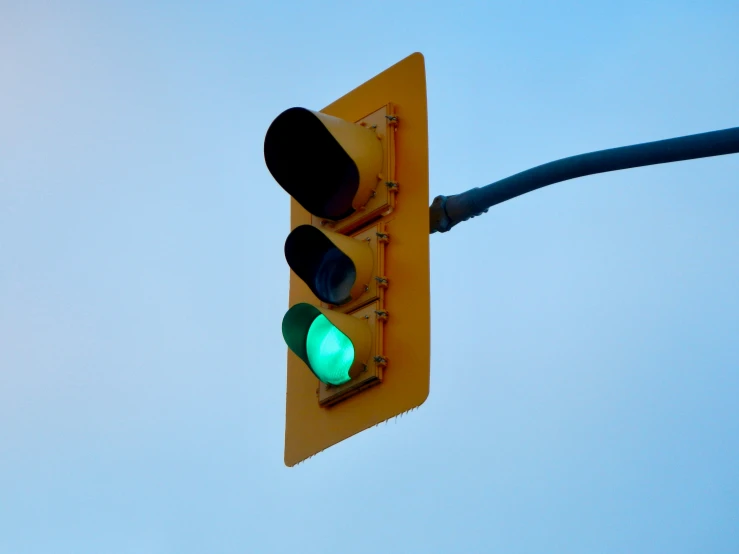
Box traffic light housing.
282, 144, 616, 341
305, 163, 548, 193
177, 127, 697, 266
265, 53, 430, 466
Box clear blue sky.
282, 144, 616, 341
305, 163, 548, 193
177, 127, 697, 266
2, 1, 738, 552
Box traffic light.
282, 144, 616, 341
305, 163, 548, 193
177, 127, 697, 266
264, 53, 430, 466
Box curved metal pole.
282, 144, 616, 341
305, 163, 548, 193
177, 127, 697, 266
430, 126, 739, 234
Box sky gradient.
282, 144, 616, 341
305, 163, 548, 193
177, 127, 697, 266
1, 1, 738, 552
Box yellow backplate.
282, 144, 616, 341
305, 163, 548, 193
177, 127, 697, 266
285, 52, 430, 466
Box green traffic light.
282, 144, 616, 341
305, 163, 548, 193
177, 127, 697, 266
306, 315, 354, 385
282, 303, 359, 386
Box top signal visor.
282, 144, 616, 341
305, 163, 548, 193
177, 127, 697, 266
264, 108, 383, 221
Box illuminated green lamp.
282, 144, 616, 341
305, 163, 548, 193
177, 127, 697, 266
282, 303, 371, 386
